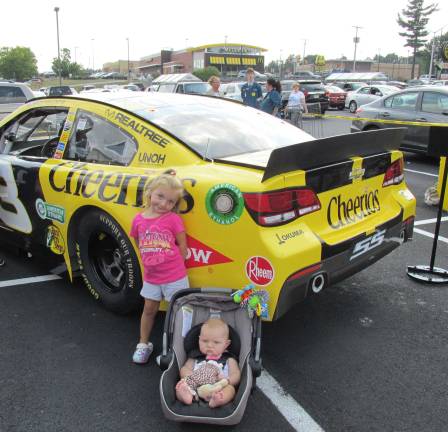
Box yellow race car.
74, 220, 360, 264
0, 92, 415, 320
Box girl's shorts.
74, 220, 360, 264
140, 276, 189, 302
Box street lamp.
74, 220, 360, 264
54, 6, 61, 86
91, 38, 95, 71
126, 38, 130, 81
352, 26, 362, 72
301, 39, 307, 66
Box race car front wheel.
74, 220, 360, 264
75, 209, 142, 313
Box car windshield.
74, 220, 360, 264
183, 83, 210, 94
129, 95, 310, 159
300, 82, 325, 91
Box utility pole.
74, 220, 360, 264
429, 33, 436, 79
126, 38, 130, 81
54, 7, 61, 86
91, 38, 95, 71
352, 26, 362, 72
302, 39, 307, 66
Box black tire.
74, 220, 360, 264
337, 105, 345, 110
75, 209, 142, 313
349, 100, 357, 113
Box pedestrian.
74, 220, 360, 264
286, 82, 308, 128
241, 68, 263, 108
130, 170, 189, 364
207, 76, 222, 96
260, 78, 282, 116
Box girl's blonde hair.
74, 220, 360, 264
144, 170, 184, 213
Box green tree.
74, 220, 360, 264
192, 66, 220, 82
52, 48, 72, 78
0, 46, 38, 81
397, 0, 438, 78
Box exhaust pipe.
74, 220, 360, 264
309, 273, 327, 294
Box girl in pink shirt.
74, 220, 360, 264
130, 171, 189, 364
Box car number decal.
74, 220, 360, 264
0, 160, 32, 233
350, 229, 386, 261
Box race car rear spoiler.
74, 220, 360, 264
262, 128, 406, 182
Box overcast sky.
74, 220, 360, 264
1, 0, 446, 72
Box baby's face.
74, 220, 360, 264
198, 325, 230, 358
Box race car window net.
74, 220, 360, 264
243, 188, 321, 226
66, 109, 137, 166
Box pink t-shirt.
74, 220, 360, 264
130, 212, 187, 284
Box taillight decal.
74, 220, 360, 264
383, 159, 404, 187
243, 187, 321, 227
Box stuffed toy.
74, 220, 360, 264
183, 360, 228, 401
232, 284, 269, 318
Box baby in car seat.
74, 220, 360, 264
175, 318, 241, 408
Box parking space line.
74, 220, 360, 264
257, 370, 325, 432
404, 168, 438, 177
0, 274, 61, 288
415, 216, 448, 226
414, 228, 448, 244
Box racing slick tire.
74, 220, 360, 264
349, 100, 357, 113
75, 209, 142, 314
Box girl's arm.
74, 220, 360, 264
179, 358, 195, 378
176, 231, 188, 260
226, 358, 241, 387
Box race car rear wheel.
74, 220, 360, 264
75, 209, 142, 313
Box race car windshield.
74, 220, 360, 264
132, 96, 311, 159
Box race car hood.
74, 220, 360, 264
262, 128, 406, 181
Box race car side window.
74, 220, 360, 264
65, 110, 137, 166
0, 108, 68, 156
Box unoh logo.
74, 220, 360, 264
245, 256, 275, 286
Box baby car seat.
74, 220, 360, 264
159, 288, 262, 425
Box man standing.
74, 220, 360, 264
241, 68, 263, 108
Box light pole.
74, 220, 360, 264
302, 39, 307, 65
352, 26, 362, 72
91, 38, 95, 71
126, 38, 130, 81
74, 46, 78, 64
54, 6, 61, 86
377, 48, 381, 72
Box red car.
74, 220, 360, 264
325, 85, 347, 110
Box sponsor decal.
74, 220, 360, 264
106, 109, 170, 148
35, 198, 65, 223
327, 189, 380, 229
47, 162, 195, 213
137, 152, 166, 165
245, 256, 274, 286
185, 235, 233, 268
275, 229, 304, 245
349, 167, 365, 181
75, 243, 100, 299
350, 229, 386, 261
205, 183, 244, 225
46, 225, 65, 255
53, 150, 64, 159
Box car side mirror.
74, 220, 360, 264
5, 132, 16, 142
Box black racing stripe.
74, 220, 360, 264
306, 160, 354, 194
321, 209, 403, 260
362, 152, 392, 180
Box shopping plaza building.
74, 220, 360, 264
137, 43, 267, 77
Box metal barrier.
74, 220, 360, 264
303, 103, 324, 138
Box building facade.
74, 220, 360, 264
138, 43, 266, 77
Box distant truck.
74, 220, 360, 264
0, 81, 37, 119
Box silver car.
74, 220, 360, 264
345, 85, 399, 113
351, 86, 448, 153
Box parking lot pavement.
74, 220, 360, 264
1, 114, 448, 432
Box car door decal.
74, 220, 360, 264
0, 159, 32, 233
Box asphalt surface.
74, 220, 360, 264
1, 111, 448, 432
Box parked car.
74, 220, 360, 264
152, 73, 210, 95
280, 80, 329, 114
0, 92, 415, 320
81, 84, 96, 92
130, 82, 146, 91
237, 70, 267, 80
345, 85, 399, 113
221, 82, 244, 102
46, 86, 78, 96
0, 82, 36, 117
292, 71, 320, 79
121, 84, 140, 91
332, 81, 367, 92
324, 85, 347, 110
351, 86, 448, 153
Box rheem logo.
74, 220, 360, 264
245, 256, 275, 286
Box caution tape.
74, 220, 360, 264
301, 112, 448, 127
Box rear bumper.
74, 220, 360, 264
273, 212, 414, 320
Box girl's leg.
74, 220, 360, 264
139, 299, 160, 344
